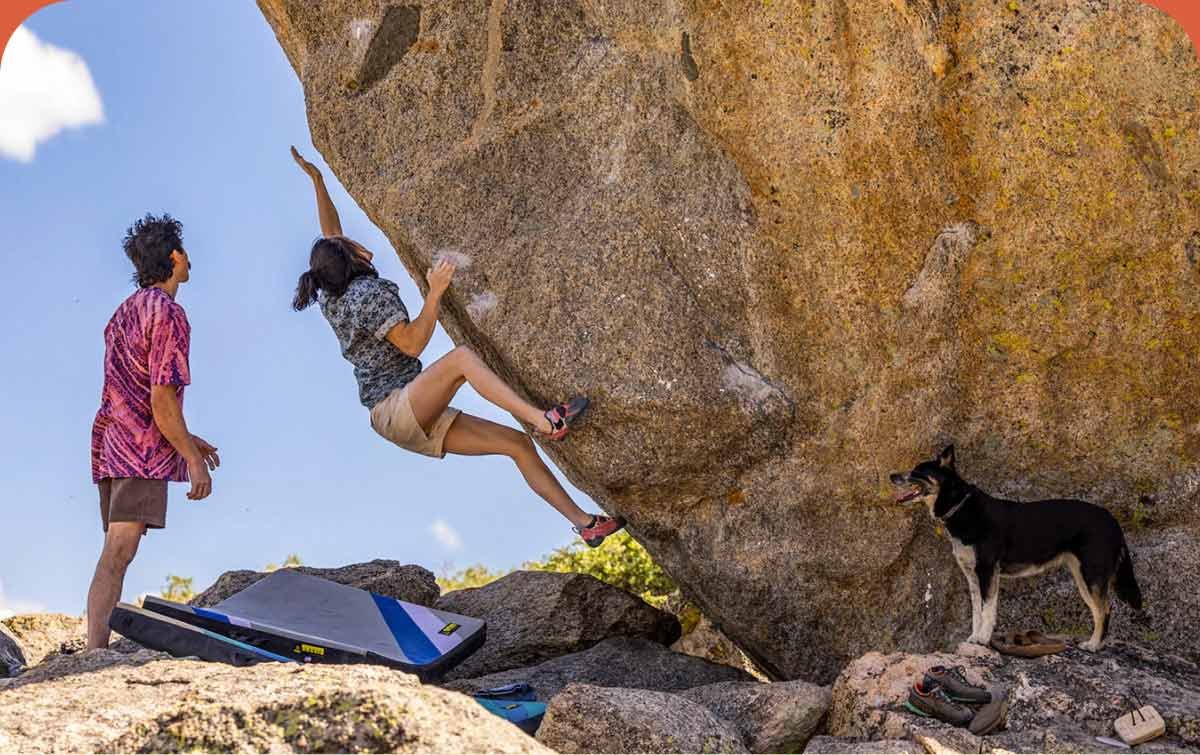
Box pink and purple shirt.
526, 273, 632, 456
91, 287, 192, 483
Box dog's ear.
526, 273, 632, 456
938, 444, 956, 469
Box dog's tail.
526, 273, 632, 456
1115, 541, 1145, 615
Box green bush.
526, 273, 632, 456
161, 575, 195, 602
529, 531, 676, 605
436, 563, 509, 592
437, 531, 676, 606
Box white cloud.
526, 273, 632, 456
0, 25, 104, 162
429, 519, 463, 552
0, 578, 43, 620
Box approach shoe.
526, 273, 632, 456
968, 691, 1009, 736
905, 680, 974, 727
543, 396, 589, 441
575, 514, 626, 548
924, 665, 991, 704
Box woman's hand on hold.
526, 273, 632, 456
426, 259, 456, 299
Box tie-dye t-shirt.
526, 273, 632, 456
91, 287, 192, 483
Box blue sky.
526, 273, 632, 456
0, 1, 595, 617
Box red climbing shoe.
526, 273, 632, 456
574, 514, 626, 548
542, 396, 589, 441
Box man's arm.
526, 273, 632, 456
385, 260, 455, 357
151, 386, 212, 500
291, 146, 343, 238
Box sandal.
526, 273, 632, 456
539, 396, 589, 441
990, 630, 1066, 658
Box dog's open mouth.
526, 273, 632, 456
894, 486, 923, 503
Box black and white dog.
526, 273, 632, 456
890, 445, 1144, 651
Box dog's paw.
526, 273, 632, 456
1079, 639, 1102, 653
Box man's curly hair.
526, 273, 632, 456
123, 213, 184, 288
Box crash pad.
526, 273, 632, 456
142, 568, 485, 680
109, 603, 293, 666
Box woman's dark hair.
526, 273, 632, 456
123, 213, 184, 288
293, 236, 378, 310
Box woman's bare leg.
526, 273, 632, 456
405, 346, 553, 433
442, 412, 592, 527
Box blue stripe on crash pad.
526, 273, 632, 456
371, 593, 441, 665
193, 606, 232, 624
205, 629, 295, 663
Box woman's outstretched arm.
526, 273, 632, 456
291, 146, 343, 238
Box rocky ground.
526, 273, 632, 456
3, 562, 1198, 753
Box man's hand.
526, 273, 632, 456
291, 145, 322, 181
192, 435, 221, 471
187, 457, 213, 501
426, 259, 456, 299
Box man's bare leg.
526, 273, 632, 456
406, 346, 554, 434
86, 521, 146, 649
442, 413, 593, 528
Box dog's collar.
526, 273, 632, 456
938, 492, 972, 522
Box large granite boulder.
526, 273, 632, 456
191, 560, 440, 607
0, 650, 550, 753
257, 0, 1200, 681
828, 642, 1200, 753
436, 570, 680, 680
682, 680, 831, 754
537, 683, 746, 754
443, 637, 755, 700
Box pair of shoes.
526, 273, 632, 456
573, 514, 626, 548
905, 666, 1007, 736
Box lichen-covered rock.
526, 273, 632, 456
1, 613, 85, 668
443, 637, 755, 700
0, 650, 550, 753
537, 683, 746, 754
436, 570, 680, 680
257, 0, 1200, 681
828, 642, 1200, 753
682, 680, 831, 753
191, 560, 439, 607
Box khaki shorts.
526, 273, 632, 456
98, 477, 168, 532
370, 386, 461, 459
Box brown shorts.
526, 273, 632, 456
370, 386, 461, 458
98, 477, 168, 532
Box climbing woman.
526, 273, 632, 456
288, 147, 625, 547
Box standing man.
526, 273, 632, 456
86, 213, 220, 650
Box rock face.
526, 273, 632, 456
257, 0, 1200, 680
537, 683, 747, 754
682, 680, 831, 754
443, 637, 755, 700
191, 560, 439, 607
828, 643, 1200, 753
436, 570, 681, 680
0, 649, 550, 753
